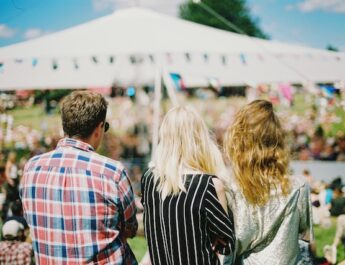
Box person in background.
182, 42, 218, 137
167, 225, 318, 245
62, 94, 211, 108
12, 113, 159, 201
331, 215, 345, 264
20, 91, 138, 264
319, 182, 333, 209
2, 151, 20, 221
303, 169, 313, 187
141, 106, 235, 265
4, 199, 28, 231
5, 151, 18, 188
0, 219, 33, 265
224, 100, 313, 265
330, 187, 345, 217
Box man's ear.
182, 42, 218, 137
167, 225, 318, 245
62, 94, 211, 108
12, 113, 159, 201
94, 122, 103, 138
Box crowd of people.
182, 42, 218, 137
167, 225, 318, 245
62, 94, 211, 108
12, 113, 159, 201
304, 172, 345, 264
0, 85, 344, 264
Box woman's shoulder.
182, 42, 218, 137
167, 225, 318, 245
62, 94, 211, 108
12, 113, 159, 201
142, 168, 154, 183
289, 175, 309, 191
185, 173, 219, 191
209, 176, 225, 192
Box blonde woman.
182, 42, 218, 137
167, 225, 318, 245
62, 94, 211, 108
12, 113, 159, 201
141, 106, 235, 265
223, 100, 313, 265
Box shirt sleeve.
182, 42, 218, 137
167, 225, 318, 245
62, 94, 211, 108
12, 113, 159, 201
298, 184, 314, 241
140, 170, 147, 207
118, 168, 138, 238
205, 177, 235, 255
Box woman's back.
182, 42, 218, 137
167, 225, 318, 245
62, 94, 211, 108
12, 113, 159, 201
141, 170, 235, 265
228, 175, 312, 265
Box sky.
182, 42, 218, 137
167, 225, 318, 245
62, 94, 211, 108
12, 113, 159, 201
0, 0, 344, 51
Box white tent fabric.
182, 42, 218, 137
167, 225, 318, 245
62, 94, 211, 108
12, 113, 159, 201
0, 7, 344, 90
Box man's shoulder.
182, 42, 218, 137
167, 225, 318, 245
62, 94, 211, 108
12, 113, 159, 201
25, 150, 56, 168
90, 153, 126, 176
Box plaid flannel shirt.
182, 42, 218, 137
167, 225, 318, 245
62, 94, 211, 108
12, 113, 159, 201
20, 138, 138, 265
0, 241, 33, 265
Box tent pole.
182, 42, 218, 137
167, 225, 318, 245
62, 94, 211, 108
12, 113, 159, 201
151, 62, 162, 160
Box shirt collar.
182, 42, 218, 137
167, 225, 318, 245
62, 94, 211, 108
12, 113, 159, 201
57, 138, 95, 152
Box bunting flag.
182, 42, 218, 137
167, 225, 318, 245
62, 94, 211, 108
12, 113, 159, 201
109, 56, 115, 64
14, 59, 23, 64
279, 83, 293, 102
221, 55, 227, 65
92, 56, 98, 64
32, 58, 38, 67
148, 54, 155, 63
203, 53, 209, 63
52, 60, 58, 70
165, 53, 172, 64
185, 53, 191, 62
129, 55, 143, 64
73, 59, 79, 70
240, 53, 246, 64
126, 86, 136, 97
0, 62, 3, 73
320, 85, 336, 98
170, 73, 185, 91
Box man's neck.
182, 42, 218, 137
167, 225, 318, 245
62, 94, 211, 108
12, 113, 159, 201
70, 136, 97, 150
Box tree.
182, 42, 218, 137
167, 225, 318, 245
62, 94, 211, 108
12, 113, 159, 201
179, 0, 268, 39
326, 45, 339, 52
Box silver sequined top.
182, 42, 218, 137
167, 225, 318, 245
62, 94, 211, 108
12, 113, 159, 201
227, 175, 313, 265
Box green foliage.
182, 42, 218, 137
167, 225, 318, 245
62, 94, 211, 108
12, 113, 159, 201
326, 45, 339, 52
34, 89, 71, 103
179, 0, 268, 39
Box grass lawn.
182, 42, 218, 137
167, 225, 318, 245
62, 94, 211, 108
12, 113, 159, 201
314, 218, 345, 263
0, 216, 343, 263
127, 221, 345, 263
9, 104, 60, 131
128, 236, 148, 261
286, 93, 345, 136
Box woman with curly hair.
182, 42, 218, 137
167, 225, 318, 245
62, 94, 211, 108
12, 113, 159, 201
224, 100, 313, 265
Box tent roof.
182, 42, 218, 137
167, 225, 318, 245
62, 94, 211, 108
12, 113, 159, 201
0, 7, 339, 59
0, 7, 344, 89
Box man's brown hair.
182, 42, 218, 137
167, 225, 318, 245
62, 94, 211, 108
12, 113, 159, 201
61, 91, 108, 138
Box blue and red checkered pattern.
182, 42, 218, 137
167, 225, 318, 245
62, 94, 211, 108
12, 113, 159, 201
20, 138, 138, 265
0, 241, 33, 265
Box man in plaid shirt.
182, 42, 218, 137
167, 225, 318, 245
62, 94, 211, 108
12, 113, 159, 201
0, 220, 33, 265
20, 91, 138, 264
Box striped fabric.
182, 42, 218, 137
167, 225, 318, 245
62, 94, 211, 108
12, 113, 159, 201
20, 138, 138, 265
141, 171, 235, 265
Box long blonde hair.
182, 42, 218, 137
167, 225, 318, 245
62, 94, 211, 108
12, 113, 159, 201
152, 106, 227, 199
224, 100, 290, 206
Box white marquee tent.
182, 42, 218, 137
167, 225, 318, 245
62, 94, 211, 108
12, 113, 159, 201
0, 7, 345, 90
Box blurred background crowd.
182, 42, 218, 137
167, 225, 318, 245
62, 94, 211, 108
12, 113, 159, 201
0, 81, 345, 263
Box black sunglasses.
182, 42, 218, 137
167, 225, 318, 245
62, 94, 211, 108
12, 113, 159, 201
104, 121, 110, 132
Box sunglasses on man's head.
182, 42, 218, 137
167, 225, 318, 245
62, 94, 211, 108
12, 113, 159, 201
104, 121, 110, 132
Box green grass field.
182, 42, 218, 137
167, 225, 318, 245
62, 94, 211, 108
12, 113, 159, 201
9, 105, 60, 130
0, 217, 343, 263
128, 237, 147, 261
314, 219, 345, 263
129, 222, 345, 263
